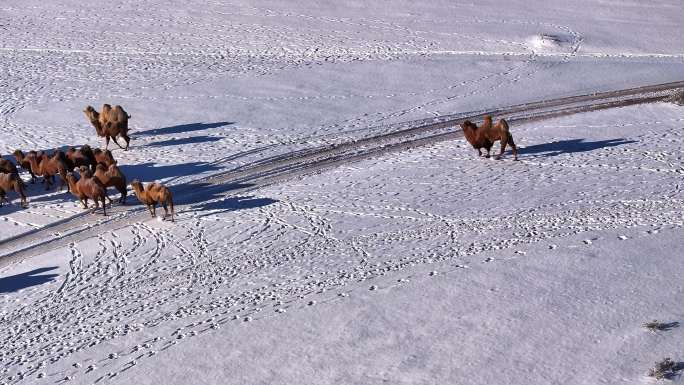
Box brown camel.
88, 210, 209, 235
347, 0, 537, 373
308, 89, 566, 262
26, 151, 69, 190
13, 150, 40, 183
0, 157, 18, 175
130, 179, 174, 222
460, 115, 518, 160
65, 172, 108, 215
0, 172, 28, 208
92, 148, 117, 167
83, 104, 132, 150
66, 145, 97, 172
93, 164, 127, 203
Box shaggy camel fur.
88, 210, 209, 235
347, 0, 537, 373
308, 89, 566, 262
92, 148, 117, 167
94, 164, 127, 203
13, 150, 39, 183
0, 157, 18, 175
66, 145, 97, 172
460, 115, 518, 160
131, 179, 174, 222
27, 151, 69, 190
66, 172, 108, 215
0, 172, 28, 208
83, 104, 132, 150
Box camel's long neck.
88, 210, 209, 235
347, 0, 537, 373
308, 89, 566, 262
68, 178, 78, 194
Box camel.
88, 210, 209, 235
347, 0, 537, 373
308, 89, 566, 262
130, 179, 174, 222
13, 150, 40, 183
66, 145, 97, 172
92, 148, 117, 167
0, 157, 18, 175
65, 172, 108, 215
83, 104, 132, 150
0, 172, 28, 208
460, 115, 518, 160
93, 163, 127, 203
26, 151, 69, 190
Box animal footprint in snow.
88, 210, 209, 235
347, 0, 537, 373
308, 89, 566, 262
549, 244, 558, 249
369, 285, 378, 291
483, 257, 494, 263
583, 239, 593, 245
618, 235, 628, 240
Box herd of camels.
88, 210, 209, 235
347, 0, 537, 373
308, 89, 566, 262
0, 104, 518, 222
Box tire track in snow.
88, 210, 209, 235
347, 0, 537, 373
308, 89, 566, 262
1, 80, 683, 266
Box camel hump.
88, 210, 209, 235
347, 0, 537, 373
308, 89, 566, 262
483, 115, 493, 121
499, 118, 510, 131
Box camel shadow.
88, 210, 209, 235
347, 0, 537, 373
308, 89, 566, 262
146, 136, 223, 147
119, 161, 223, 185
0, 267, 59, 293
522, 138, 637, 157
137, 122, 235, 137
189, 195, 278, 217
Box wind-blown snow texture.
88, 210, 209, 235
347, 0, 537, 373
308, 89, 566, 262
1, 1, 683, 384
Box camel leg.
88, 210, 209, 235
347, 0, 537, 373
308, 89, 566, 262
105, 136, 110, 150
121, 133, 131, 151
161, 202, 169, 221
169, 199, 175, 222
485, 146, 492, 159
118, 187, 127, 204
496, 137, 508, 160
477, 148, 483, 157
147, 204, 155, 218
15, 185, 27, 208
80, 198, 88, 209
507, 133, 519, 161
102, 195, 107, 216
111, 136, 125, 150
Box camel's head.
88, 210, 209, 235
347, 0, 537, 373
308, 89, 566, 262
84, 105, 98, 120
65, 172, 77, 183
95, 164, 106, 173
78, 166, 93, 178
130, 179, 143, 191
460, 120, 477, 131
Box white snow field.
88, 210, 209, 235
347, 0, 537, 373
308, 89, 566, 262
1, 1, 684, 384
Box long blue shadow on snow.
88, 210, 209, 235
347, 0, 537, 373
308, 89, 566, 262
145, 136, 224, 147
0, 267, 59, 294
522, 138, 636, 157
137, 122, 235, 137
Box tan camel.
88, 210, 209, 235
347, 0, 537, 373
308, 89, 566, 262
0, 172, 28, 208
66, 145, 97, 172
83, 104, 132, 150
92, 148, 117, 167
26, 151, 69, 190
65, 172, 108, 215
460, 115, 518, 160
94, 164, 127, 203
13, 150, 39, 183
130, 179, 174, 222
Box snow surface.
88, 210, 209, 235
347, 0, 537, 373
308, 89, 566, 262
1, 1, 684, 384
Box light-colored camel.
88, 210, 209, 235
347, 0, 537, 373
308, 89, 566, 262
65, 172, 108, 215
0, 172, 28, 208
94, 163, 127, 203
460, 115, 518, 160
130, 179, 174, 222
26, 151, 69, 190
83, 104, 132, 150
13, 150, 39, 183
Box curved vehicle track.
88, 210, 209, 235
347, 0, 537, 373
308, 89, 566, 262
1, 80, 682, 266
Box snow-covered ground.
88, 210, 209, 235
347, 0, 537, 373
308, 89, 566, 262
1, 1, 684, 384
